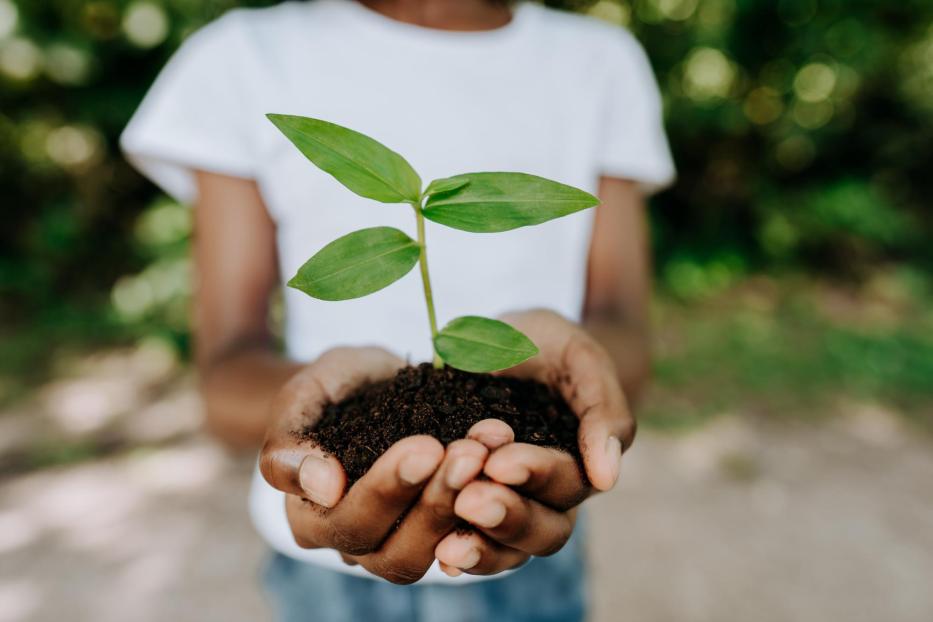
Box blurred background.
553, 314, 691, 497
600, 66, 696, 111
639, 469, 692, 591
1, 0, 931, 620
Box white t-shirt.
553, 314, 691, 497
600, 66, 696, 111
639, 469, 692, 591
122, 0, 674, 584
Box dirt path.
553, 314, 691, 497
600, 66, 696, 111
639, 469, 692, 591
588, 413, 933, 622
1, 411, 932, 621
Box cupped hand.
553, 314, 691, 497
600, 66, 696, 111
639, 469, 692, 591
436, 310, 637, 576
259, 347, 494, 584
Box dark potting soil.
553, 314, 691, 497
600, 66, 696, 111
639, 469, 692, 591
299, 363, 581, 486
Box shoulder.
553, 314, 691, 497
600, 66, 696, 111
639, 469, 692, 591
524, 4, 648, 62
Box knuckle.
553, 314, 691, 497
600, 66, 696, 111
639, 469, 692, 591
425, 497, 457, 525
500, 510, 531, 545
382, 567, 424, 586
292, 533, 316, 549
285, 500, 323, 550
448, 437, 488, 455
369, 486, 406, 513
369, 559, 427, 585
330, 523, 379, 556
257, 446, 279, 486
550, 483, 589, 513
537, 524, 572, 557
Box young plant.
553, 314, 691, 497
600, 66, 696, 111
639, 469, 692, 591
267, 114, 599, 373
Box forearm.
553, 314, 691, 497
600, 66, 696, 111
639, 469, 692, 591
582, 178, 653, 409
192, 171, 300, 449
583, 312, 651, 409
200, 343, 303, 449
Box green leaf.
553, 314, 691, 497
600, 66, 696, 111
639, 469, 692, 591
434, 316, 539, 373
422, 172, 599, 233
424, 176, 470, 198
267, 114, 421, 203
287, 227, 420, 301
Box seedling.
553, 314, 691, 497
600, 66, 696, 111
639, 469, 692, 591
267, 115, 599, 373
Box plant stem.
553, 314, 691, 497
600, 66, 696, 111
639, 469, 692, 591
412, 201, 443, 369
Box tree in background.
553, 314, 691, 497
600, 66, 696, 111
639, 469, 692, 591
1, 0, 931, 363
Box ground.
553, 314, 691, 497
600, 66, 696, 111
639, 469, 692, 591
2, 278, 932, 621
1, 379, 931, 621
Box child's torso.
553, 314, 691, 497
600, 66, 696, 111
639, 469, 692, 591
233, 0, 610, 362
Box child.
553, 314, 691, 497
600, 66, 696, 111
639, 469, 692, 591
122, 0, 674, 620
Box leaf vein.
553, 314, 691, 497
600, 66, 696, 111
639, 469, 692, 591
440, 333, 535, 354
307, 241, 417, 285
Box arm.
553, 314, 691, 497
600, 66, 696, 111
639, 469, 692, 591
583, 176, 652, 407
193, 170, 301, 449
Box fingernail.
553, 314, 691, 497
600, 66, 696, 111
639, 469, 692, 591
299, 454, 340, 508
459, 547, 481, 570
472, 432, 512, 450
467, 420, 515, 450
445, 456, 478, 490
490, 464, 530, 486
399, 453, 438, 486
605, 436, 622, 488
467, 501, 506, 528
440, 562, 462, 578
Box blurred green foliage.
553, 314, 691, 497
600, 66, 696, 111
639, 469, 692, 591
646, 272, 933, 430
1, 0, 932, 381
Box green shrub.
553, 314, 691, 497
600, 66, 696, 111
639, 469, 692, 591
1, 0, 931, 350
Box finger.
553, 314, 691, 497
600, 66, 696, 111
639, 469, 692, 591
493, 310, 571, 379
483, 443, 589, 511
467, 419, 515, 450
312, 347, 405, 403
578, 415, 632, 492
329, 435, 444, 554
435, 530, 530, 576
259, 366, 346, 506
561, 336, 636, 491
263, 444, 347, 508
454, 481, 575, 556
493, 321, 635, 492
357, 439, 489, 584
285, 494, 327, 549
288, 435, 444, 556
259, 347, 404, 504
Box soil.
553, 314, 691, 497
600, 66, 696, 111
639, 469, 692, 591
300, 363, 582, 485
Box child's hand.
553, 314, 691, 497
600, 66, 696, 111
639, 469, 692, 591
260, 347, 490, 584
435, 310, 636, 576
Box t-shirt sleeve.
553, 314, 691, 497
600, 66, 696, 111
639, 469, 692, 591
598, 31, 676, 194
120, 12, 256, 203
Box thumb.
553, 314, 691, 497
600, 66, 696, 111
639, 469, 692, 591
561, 338, 636, 492
260, 441, 346, 508
577, 399, 635, 492
259, 347, 405, 507
259, 365, 347, 507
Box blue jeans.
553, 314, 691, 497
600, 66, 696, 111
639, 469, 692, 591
261, 531, 587, 622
